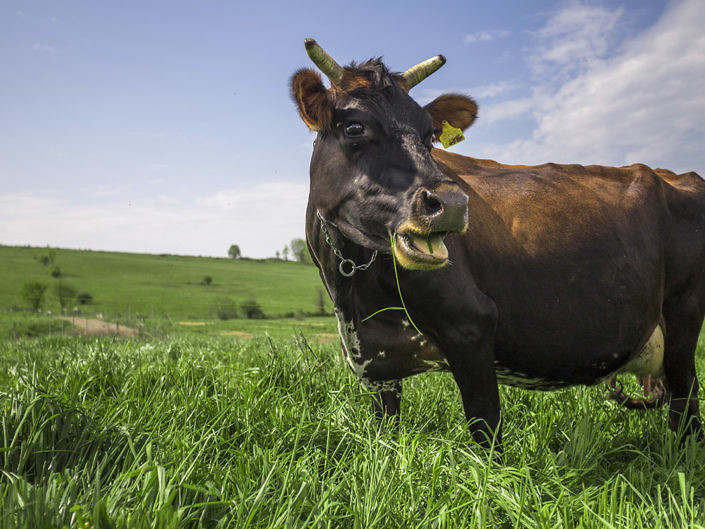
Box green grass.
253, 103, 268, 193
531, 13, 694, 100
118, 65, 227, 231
0, 245, 331, 319
2, 335, 704, 528
0, 312, 77, 341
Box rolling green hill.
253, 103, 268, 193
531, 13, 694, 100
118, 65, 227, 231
0, 245, 332, 319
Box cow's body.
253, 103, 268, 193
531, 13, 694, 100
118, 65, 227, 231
293, 40, 705, 447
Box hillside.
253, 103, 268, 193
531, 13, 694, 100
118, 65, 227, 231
0, 245, 332, 319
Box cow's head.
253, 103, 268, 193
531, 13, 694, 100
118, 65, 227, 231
291, 39, 476, 270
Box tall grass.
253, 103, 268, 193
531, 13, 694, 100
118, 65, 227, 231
1, 336, 704, 528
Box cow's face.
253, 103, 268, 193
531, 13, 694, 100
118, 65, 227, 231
291, 52, 476, 270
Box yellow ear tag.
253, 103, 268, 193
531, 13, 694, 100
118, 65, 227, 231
439, 120, 465, 148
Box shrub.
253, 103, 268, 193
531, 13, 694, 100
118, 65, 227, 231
213, 297, 238, 320
201, 275, 213, 286
49, 265, 61, 278
20, 281, 48, 311
77, 291, 93, 305
241, 298, 265, 319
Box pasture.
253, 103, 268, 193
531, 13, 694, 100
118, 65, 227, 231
0, 245, 332, 320
2, 334, 705, 528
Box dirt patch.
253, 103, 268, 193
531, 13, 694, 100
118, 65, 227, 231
221, 331, 254, 338
313, 333, 339, 344
178, 321, 206, 326
57, 316, 139, 337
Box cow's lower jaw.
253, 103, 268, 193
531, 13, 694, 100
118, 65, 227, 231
394, 232, 449, 270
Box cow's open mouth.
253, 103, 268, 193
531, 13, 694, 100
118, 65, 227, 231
394, 231, 449, 270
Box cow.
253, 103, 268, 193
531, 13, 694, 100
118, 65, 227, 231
290, 38, 705, 449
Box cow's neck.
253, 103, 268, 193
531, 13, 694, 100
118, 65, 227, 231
305, 203, 387, 322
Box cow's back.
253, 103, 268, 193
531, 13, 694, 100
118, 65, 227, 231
432, 149, 705, 385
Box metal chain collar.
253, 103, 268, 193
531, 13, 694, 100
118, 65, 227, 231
316, 210, 378, 277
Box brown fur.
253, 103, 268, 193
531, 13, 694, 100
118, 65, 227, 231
290, 69, 332, 130
424, 94, 478, 138
339, 71, 373, 90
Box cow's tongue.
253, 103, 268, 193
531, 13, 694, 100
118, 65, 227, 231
408, 233, 448, 260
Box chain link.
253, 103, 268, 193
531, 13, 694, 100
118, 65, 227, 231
316, 210, 378, 277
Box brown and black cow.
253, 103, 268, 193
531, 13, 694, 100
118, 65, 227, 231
291, 39, 705, 448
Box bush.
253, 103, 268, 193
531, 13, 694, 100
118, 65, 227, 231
77, 291, 93, 305
213, 297, 238, 320
49, 265, 61, 278
20, 281, 48, 311
201, 275, 213, 286
241, 298, 265, 319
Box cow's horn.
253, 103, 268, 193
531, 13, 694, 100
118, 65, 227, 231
402, 55, 446, 90
305, 38, 344, 86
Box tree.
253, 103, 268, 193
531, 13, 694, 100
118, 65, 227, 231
20, 281, 48, 311
315, 288, 327, 315
228, 244, 242, 259
282, 245, 289, 261
37, 249, 56, 267
55, 282, 77, 310
201, 275, 213, 286
213, 297, 238, 320
290, 238, 312, 264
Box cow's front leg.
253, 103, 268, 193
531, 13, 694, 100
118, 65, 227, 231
363, 379, 402, 419
448, 342, 502, 448
440, 307, 502, 449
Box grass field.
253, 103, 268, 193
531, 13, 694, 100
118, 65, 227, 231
0, 245, 331, 319
2, 334, 705, 528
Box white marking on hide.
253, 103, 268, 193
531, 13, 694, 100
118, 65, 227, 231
401, 319, 409, 328
360, 378, 401, 396
420, 358, 449, 372
335, 309, 364, 373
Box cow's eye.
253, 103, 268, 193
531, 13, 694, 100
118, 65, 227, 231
344, 121, 365, 137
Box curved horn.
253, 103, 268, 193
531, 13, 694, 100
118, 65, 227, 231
402, 55, 446, 90
304, 38, 344, 85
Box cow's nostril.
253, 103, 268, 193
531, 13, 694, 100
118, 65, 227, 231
422, 190, 443, 217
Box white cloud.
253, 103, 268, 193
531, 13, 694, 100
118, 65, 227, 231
414, 81, 518, 106
32, 43, 56, 54
477, 0, 705, 176
482, 98, 533, 124
463, 30, 511, 45
0, 181, 310, 258
528, 3, 622, 79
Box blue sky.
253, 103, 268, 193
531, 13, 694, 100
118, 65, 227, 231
2, 0, 703, 258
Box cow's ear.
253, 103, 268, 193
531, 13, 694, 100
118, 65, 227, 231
290, 68, 333, 130
424, 94, 478, 136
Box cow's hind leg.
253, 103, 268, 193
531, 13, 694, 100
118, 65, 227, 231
662, 293, 704, 439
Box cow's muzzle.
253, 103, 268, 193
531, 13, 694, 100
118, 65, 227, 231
394, 183, 469, 270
